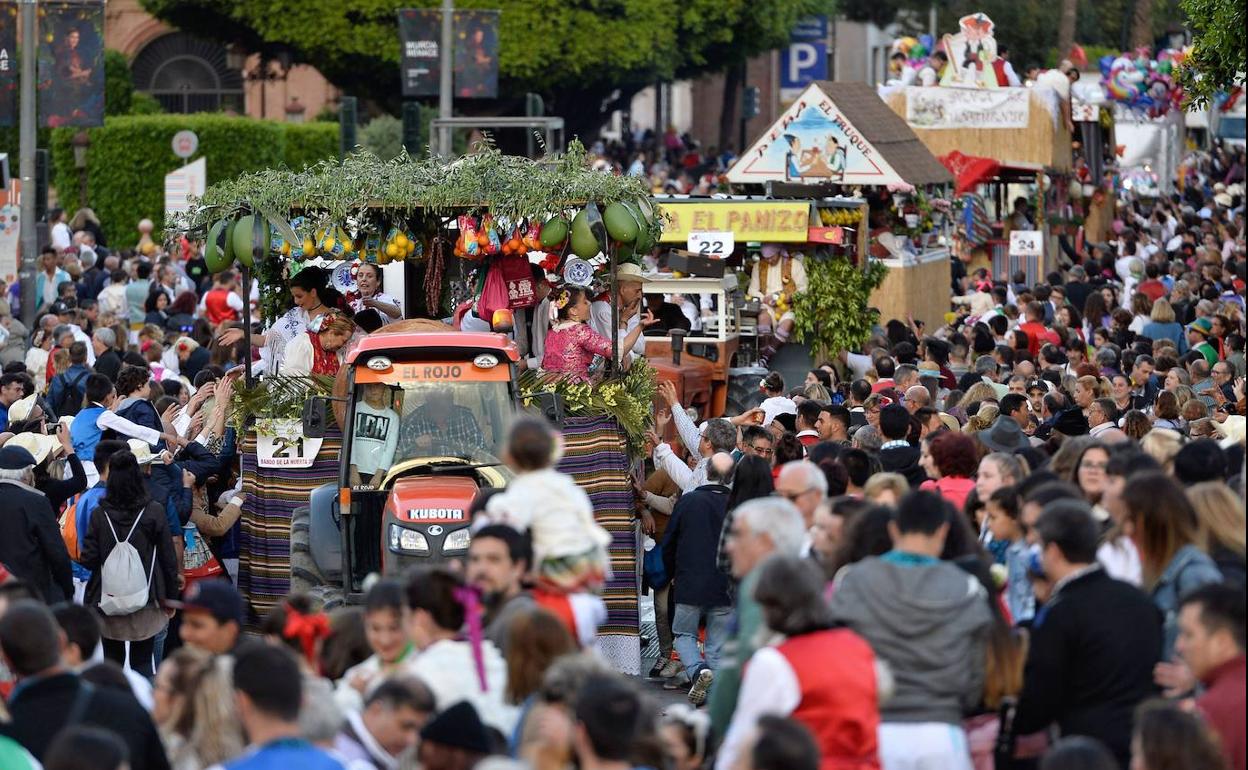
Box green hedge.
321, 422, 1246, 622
50, 116, 339, 248
283, 122, 339, 170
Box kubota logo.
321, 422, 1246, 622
408, 509, 464, 520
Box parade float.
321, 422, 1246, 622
710, 80, 952, 384
172, 142, 660, 673
881, 13, 1103, 284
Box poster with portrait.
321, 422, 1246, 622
0, 3, 17, 127
452, 10, 498, 99
37, 0, 105, 128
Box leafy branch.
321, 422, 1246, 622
791, 255, 889, 362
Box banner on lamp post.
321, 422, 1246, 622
0, 3, 17, 128
397, 8, 499, 99
37, 0, 105, 128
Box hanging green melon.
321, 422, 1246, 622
222, 218, 238, 265
623, 200, 654, 256
231, 214, 270, 268
204, 220, 232, 273
538, 216, 568, 249
569, 208, 601, 258
603, 202, 639, 243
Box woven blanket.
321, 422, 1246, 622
239, 428, 342, 625
557, 415, 641, 675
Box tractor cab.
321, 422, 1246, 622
303, 329, 520, 597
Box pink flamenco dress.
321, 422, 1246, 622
541, 321, 613, 382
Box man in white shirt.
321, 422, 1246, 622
350, 383, 400, 488
651, 380, 752, 493
590, 264, 650, 363
48, 208, 72, 252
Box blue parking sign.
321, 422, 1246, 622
780, 16, 828, 90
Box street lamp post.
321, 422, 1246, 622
71, 131, 90, 207
18, 0, 38, 329
438, 0, 453, 156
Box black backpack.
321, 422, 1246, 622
54, 369, 89, 418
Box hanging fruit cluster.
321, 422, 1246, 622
563, 199, 658, 260
819, 208, 862, 226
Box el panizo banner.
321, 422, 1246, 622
657, 201, 812, 242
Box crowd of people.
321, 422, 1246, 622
0, 139, 1243, 770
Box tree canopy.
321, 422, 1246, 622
1178, 0, 1246, 107
139, 0, 832, 138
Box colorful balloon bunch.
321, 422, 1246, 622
891, 34, 936, 69
1099, 47, 1187, 118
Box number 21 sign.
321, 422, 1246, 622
257, 418, 324, 469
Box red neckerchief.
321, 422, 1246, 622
309, 331, 340, 377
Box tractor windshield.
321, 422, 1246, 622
350, 378, 511, 472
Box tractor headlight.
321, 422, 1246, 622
389, 524, 429, 554
442, 528, 472, 553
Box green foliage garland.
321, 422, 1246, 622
173, 140, 655, 239
48, 115, 338, 248
518, 359, 658, 457
791, 256, 889, 362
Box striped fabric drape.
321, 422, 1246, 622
557, 415, 642, 675
239, 428, 342, 625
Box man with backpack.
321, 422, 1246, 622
62, 440, 126, 603
47, 342, 92, 419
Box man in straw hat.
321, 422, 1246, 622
590, 262, 655, 364
0, 445, 73, 602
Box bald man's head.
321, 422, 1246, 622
904, 385, 931, 412
707, 452, 736, 485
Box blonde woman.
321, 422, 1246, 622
1140, 428, 1184, 473
153, 648, 244, 769
863, 472, 909, 507
1186, 482, 1246, 588
963, 403, 999, 435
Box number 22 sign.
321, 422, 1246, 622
687, 231, 735, 258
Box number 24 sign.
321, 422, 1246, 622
687, 231, 735, 258
1009, 230, 1043, 257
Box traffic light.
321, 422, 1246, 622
402, 102, 424, 156
35, 149, 48, 222
742, 86, 761, 120
339, 96, 358, 160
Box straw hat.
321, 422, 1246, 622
7, 393, 38, 423
615, 263, 648, 284
6, 432, 60, 466
126, 438, 160, 465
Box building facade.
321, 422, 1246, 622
104, 0, 338, 120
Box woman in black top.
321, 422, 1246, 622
80, 450, 179, 679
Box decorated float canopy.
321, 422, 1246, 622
884, 87, 1074, 172
726, 81, 952, 189
169, 142, 662, 322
